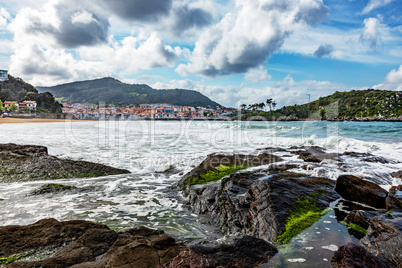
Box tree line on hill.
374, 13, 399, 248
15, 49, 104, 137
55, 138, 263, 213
0, 76, 62, 113
238, 89, 401, 120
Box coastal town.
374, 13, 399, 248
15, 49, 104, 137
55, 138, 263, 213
61, 103, 233, 120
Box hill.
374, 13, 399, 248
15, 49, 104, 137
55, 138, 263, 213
37, 77, 222, 107
240, 89, 402, 120
0, 76, 62, 113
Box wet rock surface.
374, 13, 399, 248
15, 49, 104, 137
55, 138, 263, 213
162, 236, 278, 268
0, 143, 130, 182
331, 242, 392, 268
187, 169, 339, 241
30, 183, 77, 195
335, 175, 388, 209
386, 185, 402, 212
359, 213, 402, 267
0, 219, 280, 268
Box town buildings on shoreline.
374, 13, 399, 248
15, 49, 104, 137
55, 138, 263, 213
61, 103, 233, 120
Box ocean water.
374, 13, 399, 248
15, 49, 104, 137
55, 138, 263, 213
0, 120, 401, 254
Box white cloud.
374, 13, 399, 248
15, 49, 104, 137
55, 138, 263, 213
176, 0, 329, 77
374, 65, 402, 90
360, 17, 382, 51
71, 11, 98, 24
244, 65, 271, 83
151, 75, 345, 108
362, 0, 394, 14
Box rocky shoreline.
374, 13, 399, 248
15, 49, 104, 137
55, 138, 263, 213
0, 144, 130, 182
0, 144, 401, 267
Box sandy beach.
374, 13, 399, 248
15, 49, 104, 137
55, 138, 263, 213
0, 117, 91, 124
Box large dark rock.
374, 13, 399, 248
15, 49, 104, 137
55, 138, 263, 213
386, 185, 402, 212
0, 218, 110, 258
335, 175, 388, 209
360, 213, 402, 266
331, 242, 392, 268
1, 219, 186, 268
177, 153, 283, 196
162, 236, 278, 268
344, 210, 382, 230
291, 146, 340, 163
390, 171, 402, 179
0, 143, 130, 182
188, 170, 339, 242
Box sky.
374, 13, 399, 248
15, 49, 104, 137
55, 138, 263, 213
0, 0, 401, 108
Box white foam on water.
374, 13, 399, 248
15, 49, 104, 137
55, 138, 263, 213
288, 258, 306, 263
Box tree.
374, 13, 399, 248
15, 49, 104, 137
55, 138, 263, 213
239, 104, 247, 111
0, 100, 3, 112
320, 108, 326, 120
10, 103, 18, 112
272, 101, 277, 111
259, 102, 265, 111
266, 98, 273, 113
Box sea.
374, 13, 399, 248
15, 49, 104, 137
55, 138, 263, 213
0, 120, 401, 267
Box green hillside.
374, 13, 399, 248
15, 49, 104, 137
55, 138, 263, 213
240, 89, 402, 120
0, 76, 62, 113
37, 77, 222, 107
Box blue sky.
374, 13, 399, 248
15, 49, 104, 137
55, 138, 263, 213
0, 0, 401, 107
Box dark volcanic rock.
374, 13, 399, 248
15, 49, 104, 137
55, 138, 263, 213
30, 183, 77, 195
2, 220, 186, 268
335, 175, 388, 209
331, 242, 392, 268
0, 143, 130, 182
0, 218, 110, 258
344, 211, 383, 230
188, 170, 339, 242
391, 171, 402, 179
291, 146, 340, 163
386, 185, 402, 212
360, 213, 402, 266
162, 236, 278, 268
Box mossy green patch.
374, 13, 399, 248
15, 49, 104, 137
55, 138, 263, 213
0, 252, 33, 265
341, 221, 367, 236
187, 164, 248, 186
277, 197, 327, 244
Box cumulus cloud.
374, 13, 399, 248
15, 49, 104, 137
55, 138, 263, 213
170, 5, 213, 35
360, 17, 382, 51
152, 75, 344, 108
245, 65, 271, 83
101, 0, 172, 21
314, 43, 333, 58
176, 0, 329, 77
362, 0, 394, 14
374, 65, 402, 90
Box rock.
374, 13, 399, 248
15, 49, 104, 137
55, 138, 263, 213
360, 213, 402, 267
0, 143, 130, 182
0, 218, 110, 258
335, 175, 388, 209
331, 242, 392, 268
177, 153, 283, 194
290, 146, 340, 163
162, 236, 278, 268
30, 183, 77, 195
187, 169, 339, 242
344, 211, 382, 230
390, 171, 402, 179
386, 185, 402, 212
1, 220, 186, 268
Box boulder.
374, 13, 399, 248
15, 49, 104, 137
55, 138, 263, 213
0, 218, 110, 258
386, 185, 402, 212
0, 143, 130, 182
1, 220, 186, 268
360, 213, 402, 267
162, 236, 278, 268
331, 242, 392, 268
344, 210, 382, 230
390, 171, 402, 179
291, 146, 340, 163
335, 175, 388, 209
188, 169, 339, 242
30, 183, 77, 195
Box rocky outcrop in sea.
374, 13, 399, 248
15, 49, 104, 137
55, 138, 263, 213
0, 144, 130, 182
